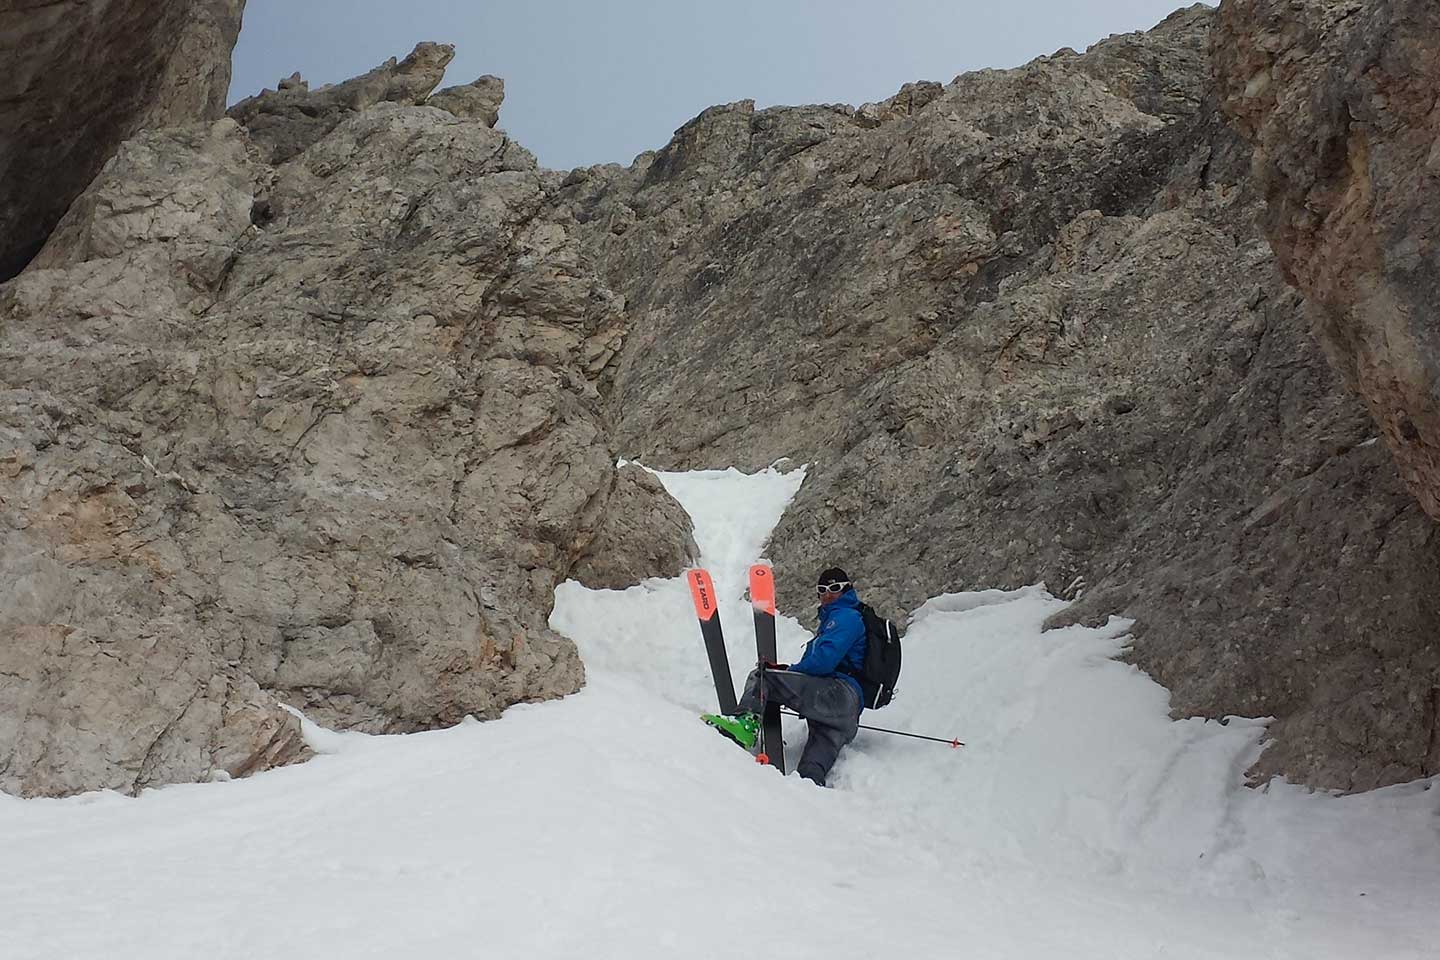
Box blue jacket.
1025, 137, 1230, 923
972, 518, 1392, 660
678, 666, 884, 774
790, 588, 867, 706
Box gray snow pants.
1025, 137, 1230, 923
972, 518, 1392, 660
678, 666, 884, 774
737, 668, 861, 786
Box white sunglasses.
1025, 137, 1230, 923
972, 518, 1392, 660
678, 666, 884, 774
816, 581, 851, 596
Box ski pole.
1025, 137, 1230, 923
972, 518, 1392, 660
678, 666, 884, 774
779, 709, 964, 748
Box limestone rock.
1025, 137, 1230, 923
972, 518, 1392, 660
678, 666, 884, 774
1214, 0, 1440, 523
857, 80, 944, 127
565, 4, 1440, 791
227, 42, 456, 164
8, 4, 1438, 800
428, 75, 505, 127
570, 464, 699, 590
0, 0, 245, 280
0, 49, 691, 797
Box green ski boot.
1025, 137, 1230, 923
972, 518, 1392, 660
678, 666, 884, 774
701, 712, 760, 750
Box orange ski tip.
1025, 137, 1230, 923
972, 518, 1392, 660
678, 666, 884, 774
687, 568, 719, 618
755, 753, 769, 765
747, 563, 776, 613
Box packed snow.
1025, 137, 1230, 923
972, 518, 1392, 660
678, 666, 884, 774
3, 465, 1438, 959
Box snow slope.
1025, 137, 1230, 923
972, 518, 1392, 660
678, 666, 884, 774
3, 466, 1438, 959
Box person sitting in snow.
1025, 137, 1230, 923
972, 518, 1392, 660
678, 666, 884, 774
704, 566, 866, 787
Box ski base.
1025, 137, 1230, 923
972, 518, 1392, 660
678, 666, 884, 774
749, 564, 785, 773
687, 569, 737, 716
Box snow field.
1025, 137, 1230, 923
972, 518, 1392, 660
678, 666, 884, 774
557, 465, 1440, 956
1, 464, 1437, 959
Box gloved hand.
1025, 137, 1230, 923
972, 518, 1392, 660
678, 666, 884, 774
764, 662, 790, 671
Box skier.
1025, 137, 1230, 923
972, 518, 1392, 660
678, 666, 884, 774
704, 567, 866, 786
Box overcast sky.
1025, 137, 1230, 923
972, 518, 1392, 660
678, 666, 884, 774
230, 0, 1203, 171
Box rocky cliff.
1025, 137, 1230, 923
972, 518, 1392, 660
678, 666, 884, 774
0, 0, 245, 282
1214, 1, 1440, 519
564, 4, 1440, 790
0, 44, 694, 797
4, 2, 1436, 797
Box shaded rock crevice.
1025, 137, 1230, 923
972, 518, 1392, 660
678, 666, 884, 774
0, 0, 245, 281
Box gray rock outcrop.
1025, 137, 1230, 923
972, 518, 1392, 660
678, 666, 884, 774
1214, 0, 1440, 525
570, 464, 700, 590
227, 41, 457, 164
0, 47, 693, 797
6, 3, 1437, 798
564, 5, 1440, 791
429, 75, 505, 127
0, 0, 245, 281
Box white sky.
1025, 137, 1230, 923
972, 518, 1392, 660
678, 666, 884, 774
230, 0, 1207, 170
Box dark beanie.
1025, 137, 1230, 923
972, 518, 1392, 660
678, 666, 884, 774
816, 566, 850, 584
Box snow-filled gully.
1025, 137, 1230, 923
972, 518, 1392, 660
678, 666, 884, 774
4, 466, 1437, 959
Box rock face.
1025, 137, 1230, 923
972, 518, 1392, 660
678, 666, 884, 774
564, 5, 1440, 790
227, 41, 458, 164
429, 75, 506, 127
1213, 0, 1440, 524
570, 464, 699, 591
5, 5, 1437, 798
0, 48, 694, 797
0, 0, 245, 282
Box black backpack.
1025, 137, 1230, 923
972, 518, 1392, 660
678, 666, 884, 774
854, 602, 902, 709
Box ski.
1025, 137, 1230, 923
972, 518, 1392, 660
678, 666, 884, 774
749, 563, 785, 772
686, 568, 737, 715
